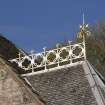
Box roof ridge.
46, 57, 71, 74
83, 60, 105, 105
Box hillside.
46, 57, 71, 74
0, 34, 19, 60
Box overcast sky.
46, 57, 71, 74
0, 0, 105, 52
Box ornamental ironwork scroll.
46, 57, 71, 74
9, 41, 86, 76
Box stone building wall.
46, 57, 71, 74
0, 58, 44, 105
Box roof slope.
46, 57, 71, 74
27, 62, 100, 105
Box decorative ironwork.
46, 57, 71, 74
9, 19, 90, 76
9, 41, 86, 76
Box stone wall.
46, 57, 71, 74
0, 58, 43, 105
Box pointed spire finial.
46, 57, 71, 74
82, 13, 85, 25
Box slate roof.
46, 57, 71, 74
27, 63, 100, 105
1, 52, 105, 105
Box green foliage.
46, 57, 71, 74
47, 52, 56, 62
60, 49, 69, 59
86, 22, 105, 77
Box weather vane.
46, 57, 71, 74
77, 13, 90, 41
